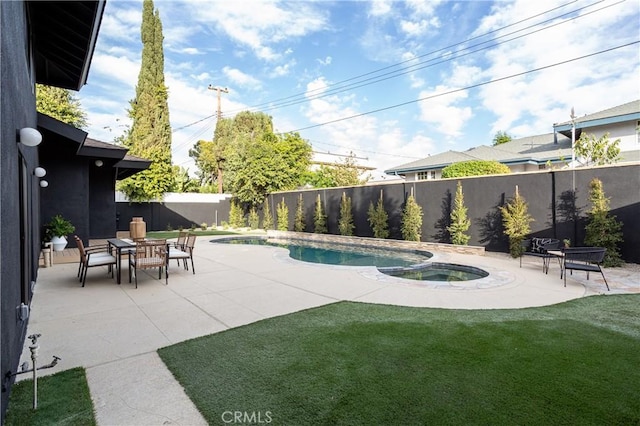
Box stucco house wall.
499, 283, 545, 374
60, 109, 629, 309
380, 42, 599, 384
0, 1, 42, 418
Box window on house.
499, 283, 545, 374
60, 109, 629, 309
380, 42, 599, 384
431, 171, 436, 179
417, 172, 429, 181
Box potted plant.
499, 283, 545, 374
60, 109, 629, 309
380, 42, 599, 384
45, 214, 75, 251
563, 238, 571, 249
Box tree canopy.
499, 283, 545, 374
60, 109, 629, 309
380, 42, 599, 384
117, 0, 174, 201
575, 132, 621, 166
303, 154, 371, 188
492, 130, 512, 146
216, 111, 312, 206
35, 84, 87, 129
441, 160, 511, 178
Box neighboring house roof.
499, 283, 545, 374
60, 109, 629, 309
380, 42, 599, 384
553, 99, 640, 138
385, 133, 573, 175
28, 1, 106, 90
37, 113, 151, 179
385, 100, 639, 176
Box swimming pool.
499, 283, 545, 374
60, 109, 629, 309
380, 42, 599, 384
212, 236, 432, 268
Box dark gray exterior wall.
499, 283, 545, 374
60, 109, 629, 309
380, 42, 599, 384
0, 1, 42, 419
38, 137, 121, 246
116, 200, 231, 232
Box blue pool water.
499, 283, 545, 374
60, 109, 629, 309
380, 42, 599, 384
212, 237, 432, 268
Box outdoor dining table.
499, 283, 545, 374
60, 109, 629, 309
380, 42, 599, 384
107, 238, 136, 284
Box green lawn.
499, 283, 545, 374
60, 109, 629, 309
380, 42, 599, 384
159, 295, 640, 425
5, 367, 95, 426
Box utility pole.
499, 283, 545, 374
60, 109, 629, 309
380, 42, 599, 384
208, 85, 229, 193
208, 85, 229, 119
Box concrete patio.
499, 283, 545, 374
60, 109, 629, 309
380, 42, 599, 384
19, 235, 639, 425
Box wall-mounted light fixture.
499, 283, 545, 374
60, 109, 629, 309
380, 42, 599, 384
17, 127, 43, 147
39, 180, 49, 188
34, 167, 47, 178
94, 159, 104, 167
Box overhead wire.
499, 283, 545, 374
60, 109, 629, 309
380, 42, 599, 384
168, 0, 630, 164
171, 1, 591, 136
287, 41, 640, 133
223, 0, 590, 115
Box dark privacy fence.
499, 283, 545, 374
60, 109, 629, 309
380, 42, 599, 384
118, 164, 640, 263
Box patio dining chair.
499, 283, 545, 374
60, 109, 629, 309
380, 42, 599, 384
173, 231, 188, 250
128, 239, 168, 288
74, 236, 117, 287
168, 233, 196, 274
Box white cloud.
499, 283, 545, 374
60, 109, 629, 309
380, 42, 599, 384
317, 56, 332, 66
180, 47, 203, 55
222, 66, 261, 87
368, 0, 393, 17
270, 59, 297, 78
474, 0, 639, 137
188, 1, 329, 61
418, 87, 473, 139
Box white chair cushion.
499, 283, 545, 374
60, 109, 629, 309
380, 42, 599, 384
169, 248, 190, 259
87, 255, 117, 267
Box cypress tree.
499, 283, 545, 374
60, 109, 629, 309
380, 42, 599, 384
294, 194, 305, 232
447, 181, 471, 245
277, 198, 289, 231
314, 194, 327, 234
401, 190, 423, 242
500, 186, 534, 258
262, 199, 273, 230
338, 192, 355, 236
584, 178, 623, 266
118, 0, 174, 201
367, 190, 389, 239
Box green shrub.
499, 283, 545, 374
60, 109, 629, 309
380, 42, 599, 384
262, 199, 273, 230
276, 197, 289, 231
229, 200, 245, 228
447, 181, 471, 245
294, 194, 305, 232
500, 186, 534, 258
248, 207, 260, 229
401, 192, 423, 242
441, 160, 510, 178
338, 192, 355, 236
200, 222, 208, 231
314, 194, 327, 234
367, 191, 389, 239
584, 178, 623, 266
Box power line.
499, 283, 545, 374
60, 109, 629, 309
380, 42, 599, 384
169, 0, 612, 134
223, 0, 605, 115
309, 139, 422, 160
286, 41, 639, 133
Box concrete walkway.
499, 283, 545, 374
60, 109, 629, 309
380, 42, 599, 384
21, 236, 638, 425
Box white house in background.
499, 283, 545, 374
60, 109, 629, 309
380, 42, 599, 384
384, 99, 640, 182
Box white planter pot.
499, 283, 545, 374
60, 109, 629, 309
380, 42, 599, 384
51, 236, 68, 252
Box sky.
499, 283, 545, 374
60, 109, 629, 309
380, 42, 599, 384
77, 0, 640, 180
